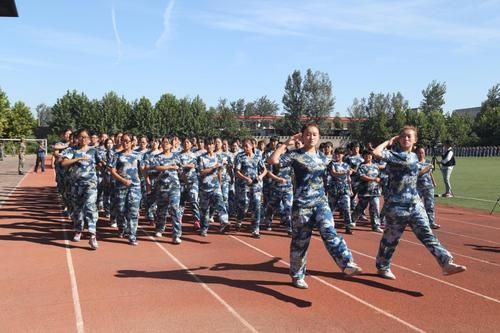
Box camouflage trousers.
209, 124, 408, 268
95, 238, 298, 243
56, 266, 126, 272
71, 181, 98, 234
199, 189, 228, 232
290, 199, 354, 280
328, 193, 352, 227
180, 181, 200, 222
375, 202, 453, 271
352, 196, 381, 228
264, 186, 293, 231
144, 178, 158, 221
114, 185, 142, 241
417, 187, 435, 226
236, 185, 262, 233
155, 185, 182, 237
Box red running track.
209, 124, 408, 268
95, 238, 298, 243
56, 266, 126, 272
0, 168, 499, 332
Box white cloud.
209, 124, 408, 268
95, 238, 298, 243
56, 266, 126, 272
195, 0, 500, 47
111, 4, 123, 64
155, 0, 176, 48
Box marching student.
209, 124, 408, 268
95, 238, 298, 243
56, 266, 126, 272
415, 144, 440, 229
268, 124, 362, 289
197, 138, 230, 237
179, 137, 201, 230
110, 133, 143, 246
143, 138, 161, 224
60, 129, 101, 250
351, 150, 383, 233
372, 126, 466, 280
328, 147, 354, 234
152, 137, 183, 244
263, 142, 293, 234
234, 138, 267, 238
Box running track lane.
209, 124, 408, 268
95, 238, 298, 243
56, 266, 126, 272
0, 170, 499, 332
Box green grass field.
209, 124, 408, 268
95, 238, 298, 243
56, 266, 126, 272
433, 157, 500, 212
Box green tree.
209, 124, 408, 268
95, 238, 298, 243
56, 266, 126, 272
99, 91, 131, 134
420, 80, 447, 114
474, 83, 500, 145
155, 93, 179, 135
214, 99, 239, 138
36, 103, 52, 127
253, 96, 279, 116
230, 98, 245, 116
282, 70, 304, 134
446, 112, 475, 146
347, 98, 367, 142
190, 95, 208, 136
129, 97, 155, 136
389, 92, 409, 134
3, 101, 36, 138
0, 88, 10, 137
302, 69, 335, 124
49, 90, 91, 134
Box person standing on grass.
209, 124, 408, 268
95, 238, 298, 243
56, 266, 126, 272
34, 141, 46, 173
415, 144, 440, 230
372, 126, 466, 280
152, 137, 183, 244
60, 129, 100, 250
439, 140, 455, 198
268, 124, 363, 289
110, 133, 142, 246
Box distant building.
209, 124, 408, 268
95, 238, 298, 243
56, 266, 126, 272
452, 107, 481, 119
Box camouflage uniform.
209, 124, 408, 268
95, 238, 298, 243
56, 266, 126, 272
197, 152, 229, 233
417, 159, 436, 227
153, 153, 182, 238
99, 148, 115, 216
235, 152, 265, 234
344, 154, 364, 208
352, 163, 381, 230
328, 160, 353, 228
263, 158, 293, 233
376, 149, 453, 271
218, 151, 233, 214
62, 146, 100, 234
110, 151, 143, 242
178, 151, 200, 223
143, 149, 161, 221
18, 141, 26, 174
279, 149, 355, 280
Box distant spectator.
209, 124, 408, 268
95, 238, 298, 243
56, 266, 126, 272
35, 141, 47, 173
439, 140, 455, 198
18, 138, 26, 175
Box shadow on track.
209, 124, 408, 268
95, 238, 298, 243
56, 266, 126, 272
115, 265, 313, 308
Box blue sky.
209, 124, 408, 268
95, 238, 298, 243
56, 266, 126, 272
1, 0, 499, 116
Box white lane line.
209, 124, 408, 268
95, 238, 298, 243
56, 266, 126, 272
346, 247, 500, 304
438, 206, 500, 219
397, 238, 500, 268
438, 216, 500, 230
141, 229, 258, 333
436, 230, 500, 246
61, 219, 85, 333
452, 195, 497, 203
230, 236, 427, 333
